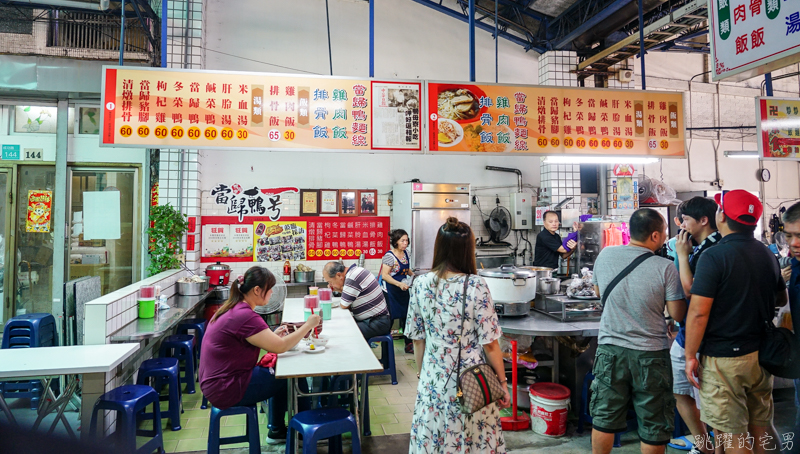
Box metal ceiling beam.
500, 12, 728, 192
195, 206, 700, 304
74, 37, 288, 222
549, 0, 633, 50
411, 0, 546, 52
1, 0, 109, 11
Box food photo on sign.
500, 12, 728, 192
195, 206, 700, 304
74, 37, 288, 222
254, 221, 307, 262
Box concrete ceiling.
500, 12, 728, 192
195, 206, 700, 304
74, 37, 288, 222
527, 0, 576, 19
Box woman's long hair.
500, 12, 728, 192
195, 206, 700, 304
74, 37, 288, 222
430, 217, 476, 281
210, 266, 276, 324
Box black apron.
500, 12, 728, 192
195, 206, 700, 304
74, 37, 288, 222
385, 250, 411, 322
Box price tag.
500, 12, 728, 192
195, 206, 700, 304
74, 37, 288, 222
23, 148, 43, 161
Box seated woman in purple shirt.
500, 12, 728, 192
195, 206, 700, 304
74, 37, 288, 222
199, 266, 320, 444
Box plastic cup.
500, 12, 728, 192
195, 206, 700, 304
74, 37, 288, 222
308, 286, 319, 295
304, 308, 312, 321
304, 295, 319, 309
138, 298, 156, 319
139, 285, 155, 299
321, 301, 332, 320
318, 288, 332, 301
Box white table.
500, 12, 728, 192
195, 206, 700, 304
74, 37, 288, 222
275, 298, 383, 441
0, 343, 140, 439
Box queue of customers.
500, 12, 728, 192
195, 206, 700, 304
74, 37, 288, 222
195, 190, 797, 454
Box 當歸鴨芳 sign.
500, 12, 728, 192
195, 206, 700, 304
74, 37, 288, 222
757, 96, 800, 160
428, 82, 685, 157
709, 0, 800, 81
100, 67, 422, 152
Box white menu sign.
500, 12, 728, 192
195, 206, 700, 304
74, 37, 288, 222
710, 0, 800, 81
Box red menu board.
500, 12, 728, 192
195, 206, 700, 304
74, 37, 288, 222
201, 216, 389, 263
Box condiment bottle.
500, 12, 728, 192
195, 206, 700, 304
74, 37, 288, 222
283, 261, 291, 283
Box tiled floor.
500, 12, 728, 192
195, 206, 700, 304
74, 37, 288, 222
141, 338, 418, 452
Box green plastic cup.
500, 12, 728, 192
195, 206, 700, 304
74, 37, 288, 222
321, 302, 332, 320
138, 298, 156, 319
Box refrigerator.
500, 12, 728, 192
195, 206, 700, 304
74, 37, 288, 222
392, 183, 471, 273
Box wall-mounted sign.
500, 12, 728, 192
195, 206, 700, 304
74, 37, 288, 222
23, 148, 43, 161
757, 96, 800, 160
101, 67, 422, 152
210, 183, 299, 222
613, 164, 635, 176
201, 216, 390, 262
2, 145, 20, 160
428, 82, 685, 157
26, 190, 52, 233
709, 0, 800, 81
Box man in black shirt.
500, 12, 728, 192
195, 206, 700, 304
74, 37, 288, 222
685, 190, 788, 453
533, 211, 576, 269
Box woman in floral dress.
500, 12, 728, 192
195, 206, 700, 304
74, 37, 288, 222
405, 217, 510, 454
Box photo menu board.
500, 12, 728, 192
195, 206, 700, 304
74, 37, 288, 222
757, 97, 800, 160
428, 82, 685, 157
201, 216, 390, 262
101, 67, 422, 152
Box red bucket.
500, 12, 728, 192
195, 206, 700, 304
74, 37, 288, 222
528, 383, 570, 437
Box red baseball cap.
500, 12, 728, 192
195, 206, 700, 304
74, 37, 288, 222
713, 190, 762, 226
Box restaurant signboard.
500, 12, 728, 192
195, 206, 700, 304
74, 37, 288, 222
756, 96, 800, 160
709, 0, 800, 81
428, 82, 685, 157
101, 67, 422, 152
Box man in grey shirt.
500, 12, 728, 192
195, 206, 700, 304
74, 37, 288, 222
589, 208, 687, 454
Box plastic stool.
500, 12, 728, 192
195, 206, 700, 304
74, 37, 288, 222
176, 318, 206, 372
137, 357, 183, 431
159, 334, 196, 394
207, 404, 259, 454
88, 384, 164, 454
1, 313, 57, 409
367, 335, 397, 385
579, 372, 639, 448
287, 407, 361, 454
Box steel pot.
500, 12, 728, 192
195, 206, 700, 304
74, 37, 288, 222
538, 277, 562, 295
206, 261, 231, 286
294, 270, 316, 283
478, 264, 537, 303
523, 266, 554, 281
214, 285, 230, 300
176, 281, 204, 296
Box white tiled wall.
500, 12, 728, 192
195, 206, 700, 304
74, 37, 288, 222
539, 164, 582, 210
158, 149, 203, 273
538, 51, 579, 87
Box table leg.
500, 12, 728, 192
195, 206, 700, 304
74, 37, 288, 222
32, 378, 56, 430
45, 376, 78, 439
359, 373, 367, 437
0, 391, 17, 426
289, 378, 298, 450
553, 341, 560, 384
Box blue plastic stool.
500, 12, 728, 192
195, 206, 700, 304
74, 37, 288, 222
176, 318, 206, 372
1, 313, 58, 410
207, 404, 260, 454
578, 372, 637, 448
286, 407, 361, 454
367, 335, 397, 385
159, 334, 196, 394
88, 384, 164, 454
137, 357, 183, 431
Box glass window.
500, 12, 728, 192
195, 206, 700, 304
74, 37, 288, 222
78, 107, 101, 134
14, 106, 75, 134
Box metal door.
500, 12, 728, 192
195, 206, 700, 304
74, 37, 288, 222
411, 209, 471, 273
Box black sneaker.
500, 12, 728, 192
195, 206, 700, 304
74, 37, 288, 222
266, 427, 287, 445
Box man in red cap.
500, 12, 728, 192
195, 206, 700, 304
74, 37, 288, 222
684, 190, 788, 453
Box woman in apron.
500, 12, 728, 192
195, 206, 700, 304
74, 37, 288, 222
380, 229, 414, 353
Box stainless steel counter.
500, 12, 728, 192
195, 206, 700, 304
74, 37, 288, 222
498, 309, 600, 337
110, 291, 215, 342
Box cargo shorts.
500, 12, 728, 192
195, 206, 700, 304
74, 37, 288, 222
589, 344, 676, 445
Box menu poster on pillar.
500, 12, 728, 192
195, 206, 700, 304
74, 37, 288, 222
710, 0, 800, 81
254, 221, 307, 262
757, 97, 800, 160
428, 82, 685, 157
371, 82, 422, 150
101, 67, 422, 152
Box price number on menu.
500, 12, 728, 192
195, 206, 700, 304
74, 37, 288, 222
576, 138, 586, 148
660, 140, 669, 150
588, 138, 599, 149
171, 126, 184, 139
601, 138, 611, 149
221, 127, 234, 140
204, 127, 217, 140
550, 137, 560, 147
284, 130, 295, 141
625, 139, 635, 149
119, 125, 133, 138
564, 137, 574, 148
537, 137, 549, 148
648, 139, 658, 150
155, 126, 168, 139
268, 129, 281, 142
137, 126, 150, 138
237, 129, 248, 140
187, 127, 201, 140
613, 138, 623, 149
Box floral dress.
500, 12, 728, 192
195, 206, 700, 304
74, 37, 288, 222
405, 273, 505, 454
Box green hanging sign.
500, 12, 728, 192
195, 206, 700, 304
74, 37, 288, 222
717, 0, 731, 40
765, 0, 779, 20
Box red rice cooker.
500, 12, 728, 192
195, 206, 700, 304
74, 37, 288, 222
205, 262, 231, 286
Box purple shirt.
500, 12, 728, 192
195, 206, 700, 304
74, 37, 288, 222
199, 301, 267, 409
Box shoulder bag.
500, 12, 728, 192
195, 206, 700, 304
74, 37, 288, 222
451, 275, 506, 414
600, 252, 654, 306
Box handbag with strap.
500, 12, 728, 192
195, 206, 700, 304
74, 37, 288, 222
450, 275, 505, 414
600, 251, 654, 306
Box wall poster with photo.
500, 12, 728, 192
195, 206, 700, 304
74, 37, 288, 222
358, 190, 377, 216
339, 190, 358, 216
320, 189, 338, 214
254, 221, 307, 262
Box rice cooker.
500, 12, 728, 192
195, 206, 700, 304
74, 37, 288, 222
205, 262, 231, 286
478, 265, 537, 317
